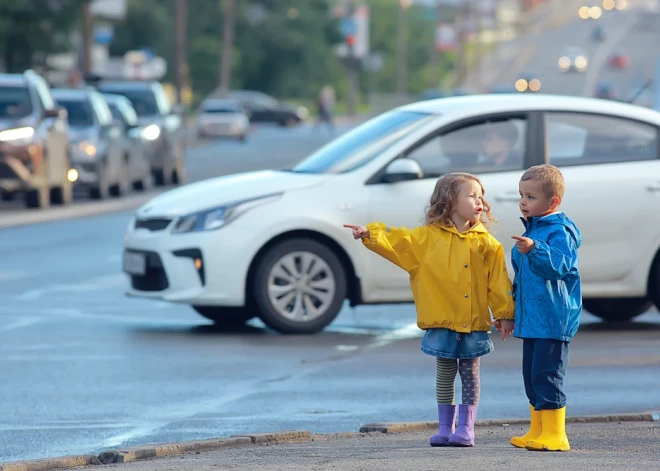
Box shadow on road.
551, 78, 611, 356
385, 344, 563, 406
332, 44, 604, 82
579, 320, 660, 332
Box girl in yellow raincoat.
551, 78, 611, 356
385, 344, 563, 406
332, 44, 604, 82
344, 172, 515, 448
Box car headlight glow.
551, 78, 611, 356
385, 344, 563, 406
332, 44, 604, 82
0, 126, 35, 145
171, 193, 283, 234
77, 140, 97, 156
142, 124, 161, 141
558, 57, 570, 70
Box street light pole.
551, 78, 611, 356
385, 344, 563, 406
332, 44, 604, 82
80, 0, 93, 77
396, 0, 410, 96
219, 0, 235, 94
173, 0, 187, 105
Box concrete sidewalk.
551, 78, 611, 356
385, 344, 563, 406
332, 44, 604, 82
3, 414, 658, 471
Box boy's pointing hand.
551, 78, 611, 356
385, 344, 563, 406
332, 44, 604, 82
512, 235, 534, 254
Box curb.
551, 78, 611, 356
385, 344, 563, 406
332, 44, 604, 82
2, 414, 657, 470
359, 411, 660, 433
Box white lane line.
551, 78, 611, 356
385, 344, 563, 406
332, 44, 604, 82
582, 10, 639, 97
366, 322, 422, 350
15, 273, 126, 301
0, 316, 43, 331
0, 271, 30, 281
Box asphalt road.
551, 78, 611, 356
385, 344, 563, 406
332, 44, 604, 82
2, 3, 660, 465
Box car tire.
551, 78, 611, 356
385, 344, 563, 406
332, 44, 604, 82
25, 185, 50, 209
252, 238, 346, 334
110, 158, 131, 197
193, 305, 255, 326
153, 168, 167, 186
583, 297, 653, 322
648, 257, 660, 312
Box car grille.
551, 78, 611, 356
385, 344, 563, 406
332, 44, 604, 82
135, 217, 172, 231
130, 250, 170, 292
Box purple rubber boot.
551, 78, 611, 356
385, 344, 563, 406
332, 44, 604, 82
430, 404, 457, 447
448, 404, 477, 447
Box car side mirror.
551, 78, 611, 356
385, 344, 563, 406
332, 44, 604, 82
45, 107, 66, 119
382, 158, 424, 183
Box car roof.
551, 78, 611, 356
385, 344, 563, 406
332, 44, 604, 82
201, 98, 242, 108
51, 88, 94, 100
0, 75, 29, 87
398, 94, 660, 124
98, 81, 154, 90
102, 92, 131, 104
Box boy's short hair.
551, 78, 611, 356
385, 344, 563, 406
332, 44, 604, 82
521, 164, 565, 200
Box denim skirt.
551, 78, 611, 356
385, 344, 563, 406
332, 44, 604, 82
421, 328, 494, 360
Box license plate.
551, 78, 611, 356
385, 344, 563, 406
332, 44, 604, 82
123, 251, 146, 275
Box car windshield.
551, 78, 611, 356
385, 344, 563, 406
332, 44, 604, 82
0, 86, 33, 118
290, 110, 435, 174
101, 89, 158, 116
57, 99, 95, 126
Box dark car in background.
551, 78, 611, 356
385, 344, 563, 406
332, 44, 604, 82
97, 80, 185, 186
594, 82, 619, 100
52, 88, 130, 199
0, 70, 72, 208
102, 93, 153, 191
227, 90, 308, 127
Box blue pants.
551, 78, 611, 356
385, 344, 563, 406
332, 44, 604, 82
522, 338, 569, 410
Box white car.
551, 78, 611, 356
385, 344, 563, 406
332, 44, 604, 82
559, 47, 588, 73
123, 94, 660, 333
196, 98, 249, 142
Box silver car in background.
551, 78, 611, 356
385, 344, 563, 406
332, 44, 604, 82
196, 98, 250, 142
52, 88, 130, 199
103, 93, 153, 191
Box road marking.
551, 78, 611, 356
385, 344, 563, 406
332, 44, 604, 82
582, 9, 639, 97
15, 274, 125, 301
0, 316, 43, 331
0, 271, 30, 281
500, 43, 537, 85
366, 322, 422, 349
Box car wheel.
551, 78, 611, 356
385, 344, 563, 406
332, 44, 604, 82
648, 257, 660, 312
133, 171, 153, 192
153, 168, 167, 186
25, 185, 50, 209
110, 157, 131, 196
253, 238, 346, 334
193, 305, 255, 326
583, 297, 653, 322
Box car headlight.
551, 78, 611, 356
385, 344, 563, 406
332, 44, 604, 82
0, 126, 35, 146
142, 124, 161, 141
171, 193, 282, 234
76, 140, 97, 156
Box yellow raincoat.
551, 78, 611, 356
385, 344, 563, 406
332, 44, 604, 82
363, 222, 514, 332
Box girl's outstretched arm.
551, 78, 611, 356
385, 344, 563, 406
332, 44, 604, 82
361, 222, 431, 274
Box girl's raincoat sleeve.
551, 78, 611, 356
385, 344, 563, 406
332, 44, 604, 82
485, 236, 515, 320
362, 222, 430, 274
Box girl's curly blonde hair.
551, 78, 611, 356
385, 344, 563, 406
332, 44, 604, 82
424, 172, 496, 229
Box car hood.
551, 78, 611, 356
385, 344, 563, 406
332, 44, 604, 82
136, 170, 327, 218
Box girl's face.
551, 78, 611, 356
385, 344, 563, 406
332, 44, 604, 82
453, 180, 484, 225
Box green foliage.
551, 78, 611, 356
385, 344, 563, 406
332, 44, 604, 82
0, 0, 81, 72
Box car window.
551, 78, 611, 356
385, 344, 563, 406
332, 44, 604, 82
101, 88, 158, 116
89, 93, 113, 125
0, 86, 33, 118
34, 78, 56, 110
118, 100, 139, 126
546, 112, 657, 166
291, 110, 436, 174
57, 99, 95, 126
404, 117, 527, 176
108, 104, 126, 125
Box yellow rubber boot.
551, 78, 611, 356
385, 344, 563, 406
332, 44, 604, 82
525, 407, 570, 451
510, 405, 542, 448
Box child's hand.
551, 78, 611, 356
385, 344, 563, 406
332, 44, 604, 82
343, 224, 370, 240
511, 235, 534, 254
493, 319, 515, 341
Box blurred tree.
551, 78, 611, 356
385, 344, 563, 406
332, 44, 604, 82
0, 0, 81, 73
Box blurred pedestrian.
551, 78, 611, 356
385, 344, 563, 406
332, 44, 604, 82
344, 172, 515, 448
316, 85, 335, 130
509, 164, 582, 452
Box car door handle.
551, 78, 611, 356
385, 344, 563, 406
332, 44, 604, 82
494, 194, 520, 203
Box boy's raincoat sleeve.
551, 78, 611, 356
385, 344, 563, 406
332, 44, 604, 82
485, 238, 515, 320
362, 222, 430, 274
527, 229, 578, 281
511, 252, 519, 302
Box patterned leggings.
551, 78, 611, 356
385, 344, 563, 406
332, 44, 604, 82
435, 357, 481, 405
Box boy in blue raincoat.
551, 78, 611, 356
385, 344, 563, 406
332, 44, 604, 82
508, 164, 582, 452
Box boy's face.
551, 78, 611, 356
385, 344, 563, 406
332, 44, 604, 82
518, 179, 559, 219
